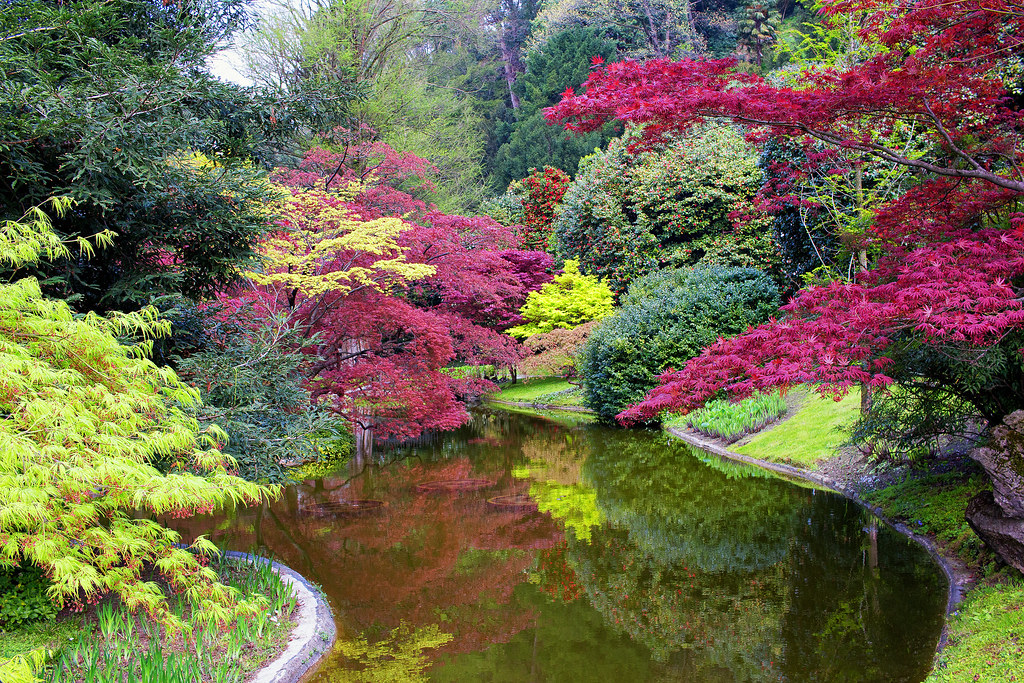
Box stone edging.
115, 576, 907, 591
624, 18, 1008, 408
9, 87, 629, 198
221, 551, 336, 683
665, 426, 974, 654
485, 398, 596, 414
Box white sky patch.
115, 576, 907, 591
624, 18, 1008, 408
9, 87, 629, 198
207, 0, 289, 87
207, 43, 254, 87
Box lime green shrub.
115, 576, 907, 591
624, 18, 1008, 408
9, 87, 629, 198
0, 202, 274, 626
507, 260, 614, 339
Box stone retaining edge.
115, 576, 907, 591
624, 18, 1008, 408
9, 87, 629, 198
220, 551, 336, 683
665, 426, 974, 655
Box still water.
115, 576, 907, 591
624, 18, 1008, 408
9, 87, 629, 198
171, 407, 946, 682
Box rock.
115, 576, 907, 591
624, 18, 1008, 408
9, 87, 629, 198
969, 410, 1024, 518
966, 489, 1024, 574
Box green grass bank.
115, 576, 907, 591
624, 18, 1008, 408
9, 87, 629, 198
488, 376, 587, 410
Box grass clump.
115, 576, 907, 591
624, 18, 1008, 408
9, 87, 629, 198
734, 390, 860, 467
676, 391, 786, 443
1, 555, 299, 683
927, 581, 1024, 682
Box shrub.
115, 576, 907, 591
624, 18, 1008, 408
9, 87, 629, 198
518, 166, 571, 251
580, 266, 780, 420
554, 125, 782, 294
519, 320, 600, 378
0, 564, 56, 629
0, 202, 272, 625
507, 260, 614, 339
173, 310, 338, 483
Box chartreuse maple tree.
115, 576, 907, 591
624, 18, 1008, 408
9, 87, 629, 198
0, 200, 275, 628
507, 260, 614, 339
248, 185, 436, 300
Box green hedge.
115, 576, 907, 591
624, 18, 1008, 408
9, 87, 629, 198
580, 266, 780, 420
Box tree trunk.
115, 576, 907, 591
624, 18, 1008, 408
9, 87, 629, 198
853, 158, 872, 419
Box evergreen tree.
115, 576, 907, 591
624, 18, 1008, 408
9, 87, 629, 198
491, 28, 618, 190
0, 0, 295, 312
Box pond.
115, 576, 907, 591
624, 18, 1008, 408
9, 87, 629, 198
170, 407, 947, 682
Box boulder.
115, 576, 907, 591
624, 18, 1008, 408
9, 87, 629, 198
969, 410, 1024, 518
966, 410, 1024, 572
966, 490, 1024, 574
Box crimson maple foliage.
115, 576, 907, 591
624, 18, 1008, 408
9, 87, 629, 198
270, 126, 436, 220
230, 139, 553, 439
548, 0, 1024, 426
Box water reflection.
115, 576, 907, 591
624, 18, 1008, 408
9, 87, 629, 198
169, 408, 945, 682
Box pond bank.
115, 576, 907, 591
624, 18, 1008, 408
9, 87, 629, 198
486, 398, 595, 414
664, 425, 973, 655
224, 551, 336, 683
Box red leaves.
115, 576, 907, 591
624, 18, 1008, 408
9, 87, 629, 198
517, 166, 570, 251
619, 223, 1024, 424
230, 151, 554, 438
547, 0, 1024, 194
543, 0, 1024, 424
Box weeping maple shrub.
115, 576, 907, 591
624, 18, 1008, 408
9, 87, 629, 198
547, 0, 1024, 434
0, 201, 275, 627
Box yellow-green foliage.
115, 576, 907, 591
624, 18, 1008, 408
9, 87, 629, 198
0, 202, 275, 627
0, 647, 47, 683
507, 260, 614, 339
529, 481, 602, 543
249, 187, 435, 297
338, 622, 453, 682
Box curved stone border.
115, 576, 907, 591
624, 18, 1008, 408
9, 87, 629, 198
666, 427, 974, 654
221, 551, 336, 683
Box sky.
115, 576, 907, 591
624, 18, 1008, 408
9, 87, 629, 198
207, 0, 285, 87
208, 44, 254, 87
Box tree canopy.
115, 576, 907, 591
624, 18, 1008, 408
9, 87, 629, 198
548, 0, 1024, 429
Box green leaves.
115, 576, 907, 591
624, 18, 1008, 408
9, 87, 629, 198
0, 204, 276, 625
581, 266, 780, 419
507, 260, 614, 339
0, 0, 278, 311
554, 124, 781, 295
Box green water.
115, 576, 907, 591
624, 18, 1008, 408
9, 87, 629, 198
172, 408, 946, 682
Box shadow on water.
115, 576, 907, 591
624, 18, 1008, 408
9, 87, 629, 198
168, 408, 946, 682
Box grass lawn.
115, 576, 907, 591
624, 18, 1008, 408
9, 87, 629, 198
733, 390, 861, 468
927, 581, 1024, 682
0, 617, 82, 661
490, 377, 585, 408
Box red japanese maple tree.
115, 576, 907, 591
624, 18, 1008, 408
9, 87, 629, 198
230, 140, 553, 439
547, 0, 1024, 426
